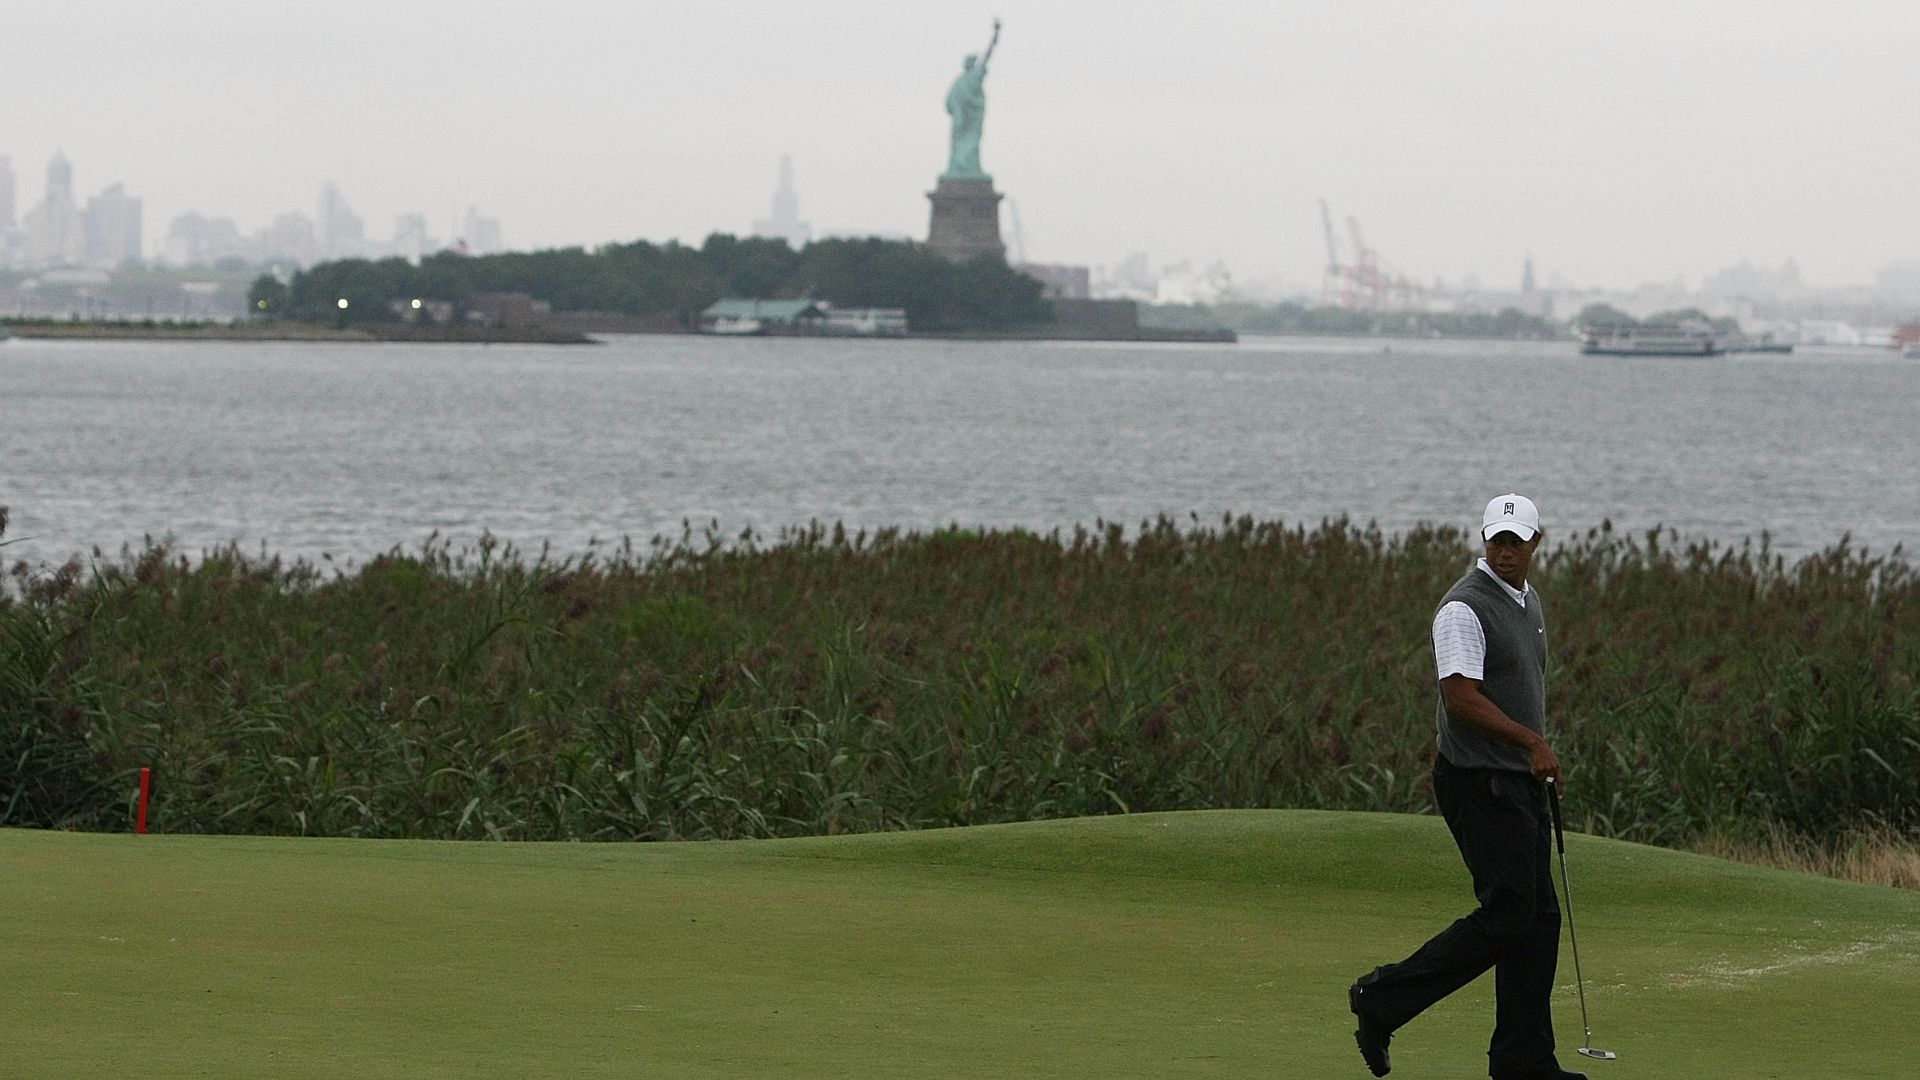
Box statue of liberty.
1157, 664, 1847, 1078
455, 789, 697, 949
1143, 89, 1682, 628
942, 19, 1001, 181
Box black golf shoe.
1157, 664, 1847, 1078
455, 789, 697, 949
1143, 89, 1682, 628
1347, 982, 1391, 1077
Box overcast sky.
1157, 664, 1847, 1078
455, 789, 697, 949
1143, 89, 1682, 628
7, 1, 1916, 291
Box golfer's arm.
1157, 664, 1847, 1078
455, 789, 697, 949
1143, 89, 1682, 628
1439, 675, 1546, 754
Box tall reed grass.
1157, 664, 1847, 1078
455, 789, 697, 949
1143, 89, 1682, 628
4, 508, 1915, 876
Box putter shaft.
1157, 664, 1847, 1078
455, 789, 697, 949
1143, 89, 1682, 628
1547, 779, 1613, 1061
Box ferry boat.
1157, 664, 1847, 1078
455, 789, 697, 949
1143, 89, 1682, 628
1579, 325, 1723, 356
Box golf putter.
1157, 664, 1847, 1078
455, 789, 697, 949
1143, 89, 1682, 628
1546, 778, 1617, 1062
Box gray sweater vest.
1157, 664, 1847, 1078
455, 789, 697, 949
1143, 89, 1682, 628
1434, 567, 1547, 773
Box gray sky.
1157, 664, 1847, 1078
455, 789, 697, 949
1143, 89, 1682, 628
8, 1, 1916, 291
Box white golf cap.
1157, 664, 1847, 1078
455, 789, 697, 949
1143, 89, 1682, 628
1482, 494, 1540, 541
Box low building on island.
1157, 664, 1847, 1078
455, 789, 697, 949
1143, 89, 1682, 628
466, 292, 551, 327
699, 298, 827, 335
821, 305, 908, 337
699, 298, 907, 337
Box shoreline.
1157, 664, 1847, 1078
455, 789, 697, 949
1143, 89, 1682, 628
3, 517, 1902, 575
3, 317, 1233, 346
1, 319, 596, 345
11, 320, 1898, 351
913, 326, 1237, 344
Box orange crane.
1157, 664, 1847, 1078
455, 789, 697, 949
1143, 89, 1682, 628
1346, 216, 1383, 310
1318, 200, 1426, 312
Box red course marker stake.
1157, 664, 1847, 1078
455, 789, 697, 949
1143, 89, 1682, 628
137, 768, 151, 835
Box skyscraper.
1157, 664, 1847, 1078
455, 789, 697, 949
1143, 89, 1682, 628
46, 151, 72, 205
0, 155, 18, 269
317, 182, 366, 261
84, 182, 144, 267
752, 154, 811, 250
256, 212, 319, 266
162, 212, 245, 267
462, 206, 502, 255
24, 151, 84, 267
0, 155, 16, 231
393, 212, 430, 265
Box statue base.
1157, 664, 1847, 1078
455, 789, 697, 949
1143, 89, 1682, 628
927, 177, 1005, 263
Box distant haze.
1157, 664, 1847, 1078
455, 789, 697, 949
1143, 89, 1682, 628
7, 0, 1916, 290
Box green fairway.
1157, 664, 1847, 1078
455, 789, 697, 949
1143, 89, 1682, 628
5, 811, 1915, 1079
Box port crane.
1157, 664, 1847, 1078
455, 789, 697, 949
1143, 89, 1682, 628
1317, 198, 1425, 312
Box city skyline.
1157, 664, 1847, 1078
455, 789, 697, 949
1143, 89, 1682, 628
6, 138, 1919, 319
6, 1, 1918, 291
1, 148, 505, 270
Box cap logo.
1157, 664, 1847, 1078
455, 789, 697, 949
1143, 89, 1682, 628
1504, 502, 1515, 516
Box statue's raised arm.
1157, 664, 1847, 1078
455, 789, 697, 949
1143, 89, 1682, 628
981, 18, 1001, 70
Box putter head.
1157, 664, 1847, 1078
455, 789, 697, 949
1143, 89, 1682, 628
1577, 1047, 1618, 1061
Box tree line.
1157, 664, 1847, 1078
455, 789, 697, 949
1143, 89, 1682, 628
248, 234, 1051, 333
1573, 303, 1741, 333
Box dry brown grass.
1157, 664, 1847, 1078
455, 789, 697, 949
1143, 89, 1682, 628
1690, 821, 1920, 890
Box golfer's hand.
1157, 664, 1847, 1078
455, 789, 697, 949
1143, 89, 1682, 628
1528, 739, 1563, 789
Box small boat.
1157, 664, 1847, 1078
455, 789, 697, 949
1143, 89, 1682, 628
1579, 325, 1723, 356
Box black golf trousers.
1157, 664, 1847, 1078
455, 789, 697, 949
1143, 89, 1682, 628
1353, 754, 1561, 1079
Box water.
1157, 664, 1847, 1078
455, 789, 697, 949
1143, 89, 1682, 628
2, 334, 1915, 567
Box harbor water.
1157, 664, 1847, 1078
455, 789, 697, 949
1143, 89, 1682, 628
2, 334, 1915, 567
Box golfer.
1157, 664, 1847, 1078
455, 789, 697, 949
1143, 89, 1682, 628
1348, 494, 1585, 1080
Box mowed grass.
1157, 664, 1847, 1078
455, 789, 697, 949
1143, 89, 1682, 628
5, 810, 1917, 1080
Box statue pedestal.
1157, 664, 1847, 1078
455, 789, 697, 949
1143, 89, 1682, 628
927, 177, 1005, 263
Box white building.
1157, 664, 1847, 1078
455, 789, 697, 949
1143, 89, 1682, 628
1795, 319, 1864, 346
1154, 260, 1234, 306
1095, 251, 1159, 302
162, 212, 246, 267
822, 304, 908, 336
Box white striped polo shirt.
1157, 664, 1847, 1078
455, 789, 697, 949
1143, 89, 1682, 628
1432, 558, 1531, 680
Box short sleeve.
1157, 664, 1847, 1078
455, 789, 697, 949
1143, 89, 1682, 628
1433, 601, 1485, 681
